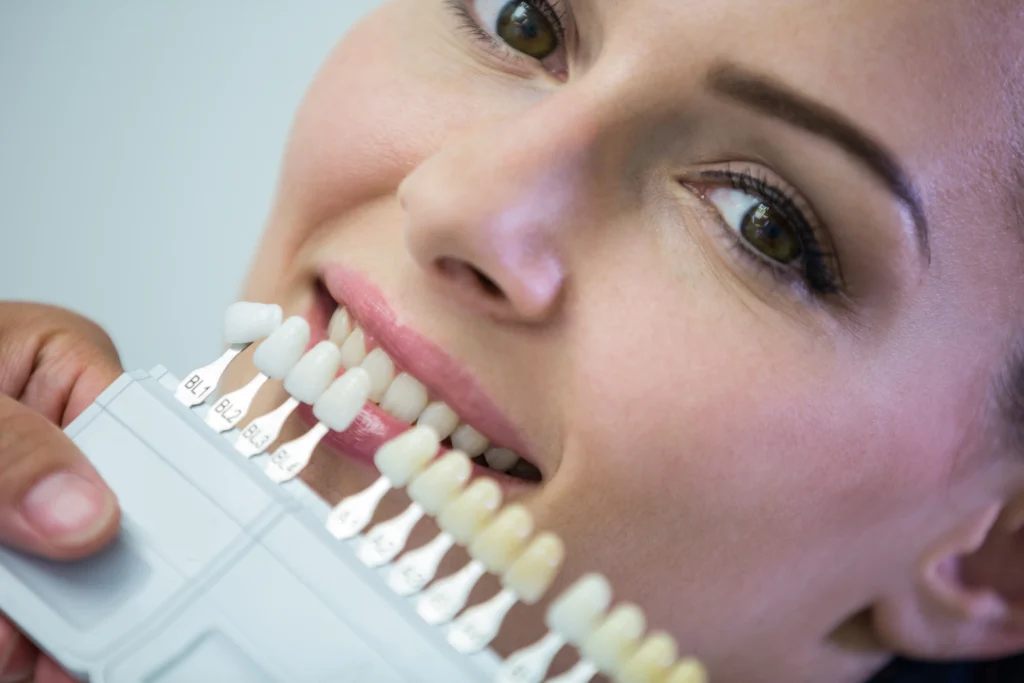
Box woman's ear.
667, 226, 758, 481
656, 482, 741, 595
871, 498, 1024, 661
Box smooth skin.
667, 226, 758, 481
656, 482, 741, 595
3, 1, 1024, 682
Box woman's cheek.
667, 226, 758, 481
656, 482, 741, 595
274, 7, 513, 243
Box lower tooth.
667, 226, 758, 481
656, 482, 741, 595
380, 373, 428, 423
484, 447, 518, 472
451, 424, 490, 457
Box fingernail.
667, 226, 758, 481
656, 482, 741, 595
21, 471, 113, 545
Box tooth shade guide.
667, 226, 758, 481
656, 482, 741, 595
356, 501, 426, 567
445, 587, 519, 654
617, 631, 679, 683
387, 531, 457, 596
264, 422, 330, 483
580, 603, 646, 676
199, 306, 708, 678
203, 372, 269, 433
495, 631, 567, 683
283, 341, 343, 404
415, 559, 488, 625
546, 659, 598, 683
234, 396, 300, 457
174, 344, 246, 407
222, 301, 283, 344
664, 659, 709, 683
325, 426, 440, 540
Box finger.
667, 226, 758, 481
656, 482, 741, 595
0, 395, 120, 560
0, 303, 123, 427
34, 654, 81, 683
0, 616, 37, 682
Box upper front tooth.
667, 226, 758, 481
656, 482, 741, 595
361, 348, 395, 402
484, 447, 518, 472
380, 373, 428, 423
451, 424, 489, 457
339, 328, 368, 368
328, 307, 353, 346
416, 402, 459, 439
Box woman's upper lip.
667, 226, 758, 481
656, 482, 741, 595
320, 263, 539, 473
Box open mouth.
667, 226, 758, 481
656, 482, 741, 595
301, 267, 543, 486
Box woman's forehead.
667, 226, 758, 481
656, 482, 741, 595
577, 0, 1021, 202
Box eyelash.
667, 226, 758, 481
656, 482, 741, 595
698, 170, 840, 296
442, 2, 840, 298
444, 0, 569, 66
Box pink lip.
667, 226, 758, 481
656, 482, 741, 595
296, 264, 538, 485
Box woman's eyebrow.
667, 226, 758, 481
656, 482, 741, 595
707, 62, 930, 262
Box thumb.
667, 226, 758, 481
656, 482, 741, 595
0, 394, 120, 560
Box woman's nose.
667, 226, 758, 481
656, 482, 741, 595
398, 99, 605, 323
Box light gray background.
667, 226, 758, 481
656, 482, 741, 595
0, 2, 381, 375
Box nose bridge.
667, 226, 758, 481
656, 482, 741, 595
428, 87, 610, 230
399, 84, 621, 322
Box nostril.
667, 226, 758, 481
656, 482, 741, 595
437, 258, 505, 300
472, 269, 502, 298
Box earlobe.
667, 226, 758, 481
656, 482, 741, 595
872, 501, 1024, 660
920, 503, 1007, 623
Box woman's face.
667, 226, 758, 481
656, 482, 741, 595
235, 1, 1024, 680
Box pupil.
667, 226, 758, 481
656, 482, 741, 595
742, 204, 802, 263
498, 1, 558, 60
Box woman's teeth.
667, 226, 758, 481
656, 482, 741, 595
327, 308, 539, 481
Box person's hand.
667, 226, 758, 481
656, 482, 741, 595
0, 303, 123, 682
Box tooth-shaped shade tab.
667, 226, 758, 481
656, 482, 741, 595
380, 373, 428, 424
451, 424, 489, 456
617, 631, 678, 683
361, 348, 395, 402
664, 659, 709, 683
283, 341, 342, 404
339, 327, 367, 368
253, 316, 310, 379
445, 531, 566, 655
437, 479, 502, 545
328, 307, 352, 346
502, 532, 565, 604
407, 451, 472, 514
468, 504, 534, 574
223, 302, 283, 344
373, 426, 439, 486
581, 603, 646, 675
312, 368, 371, 431
416, 402, 459, 440
546, 573, 613, 645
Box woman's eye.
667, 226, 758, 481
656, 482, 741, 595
476, 0, 562, 60
705, 187, 804, 267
